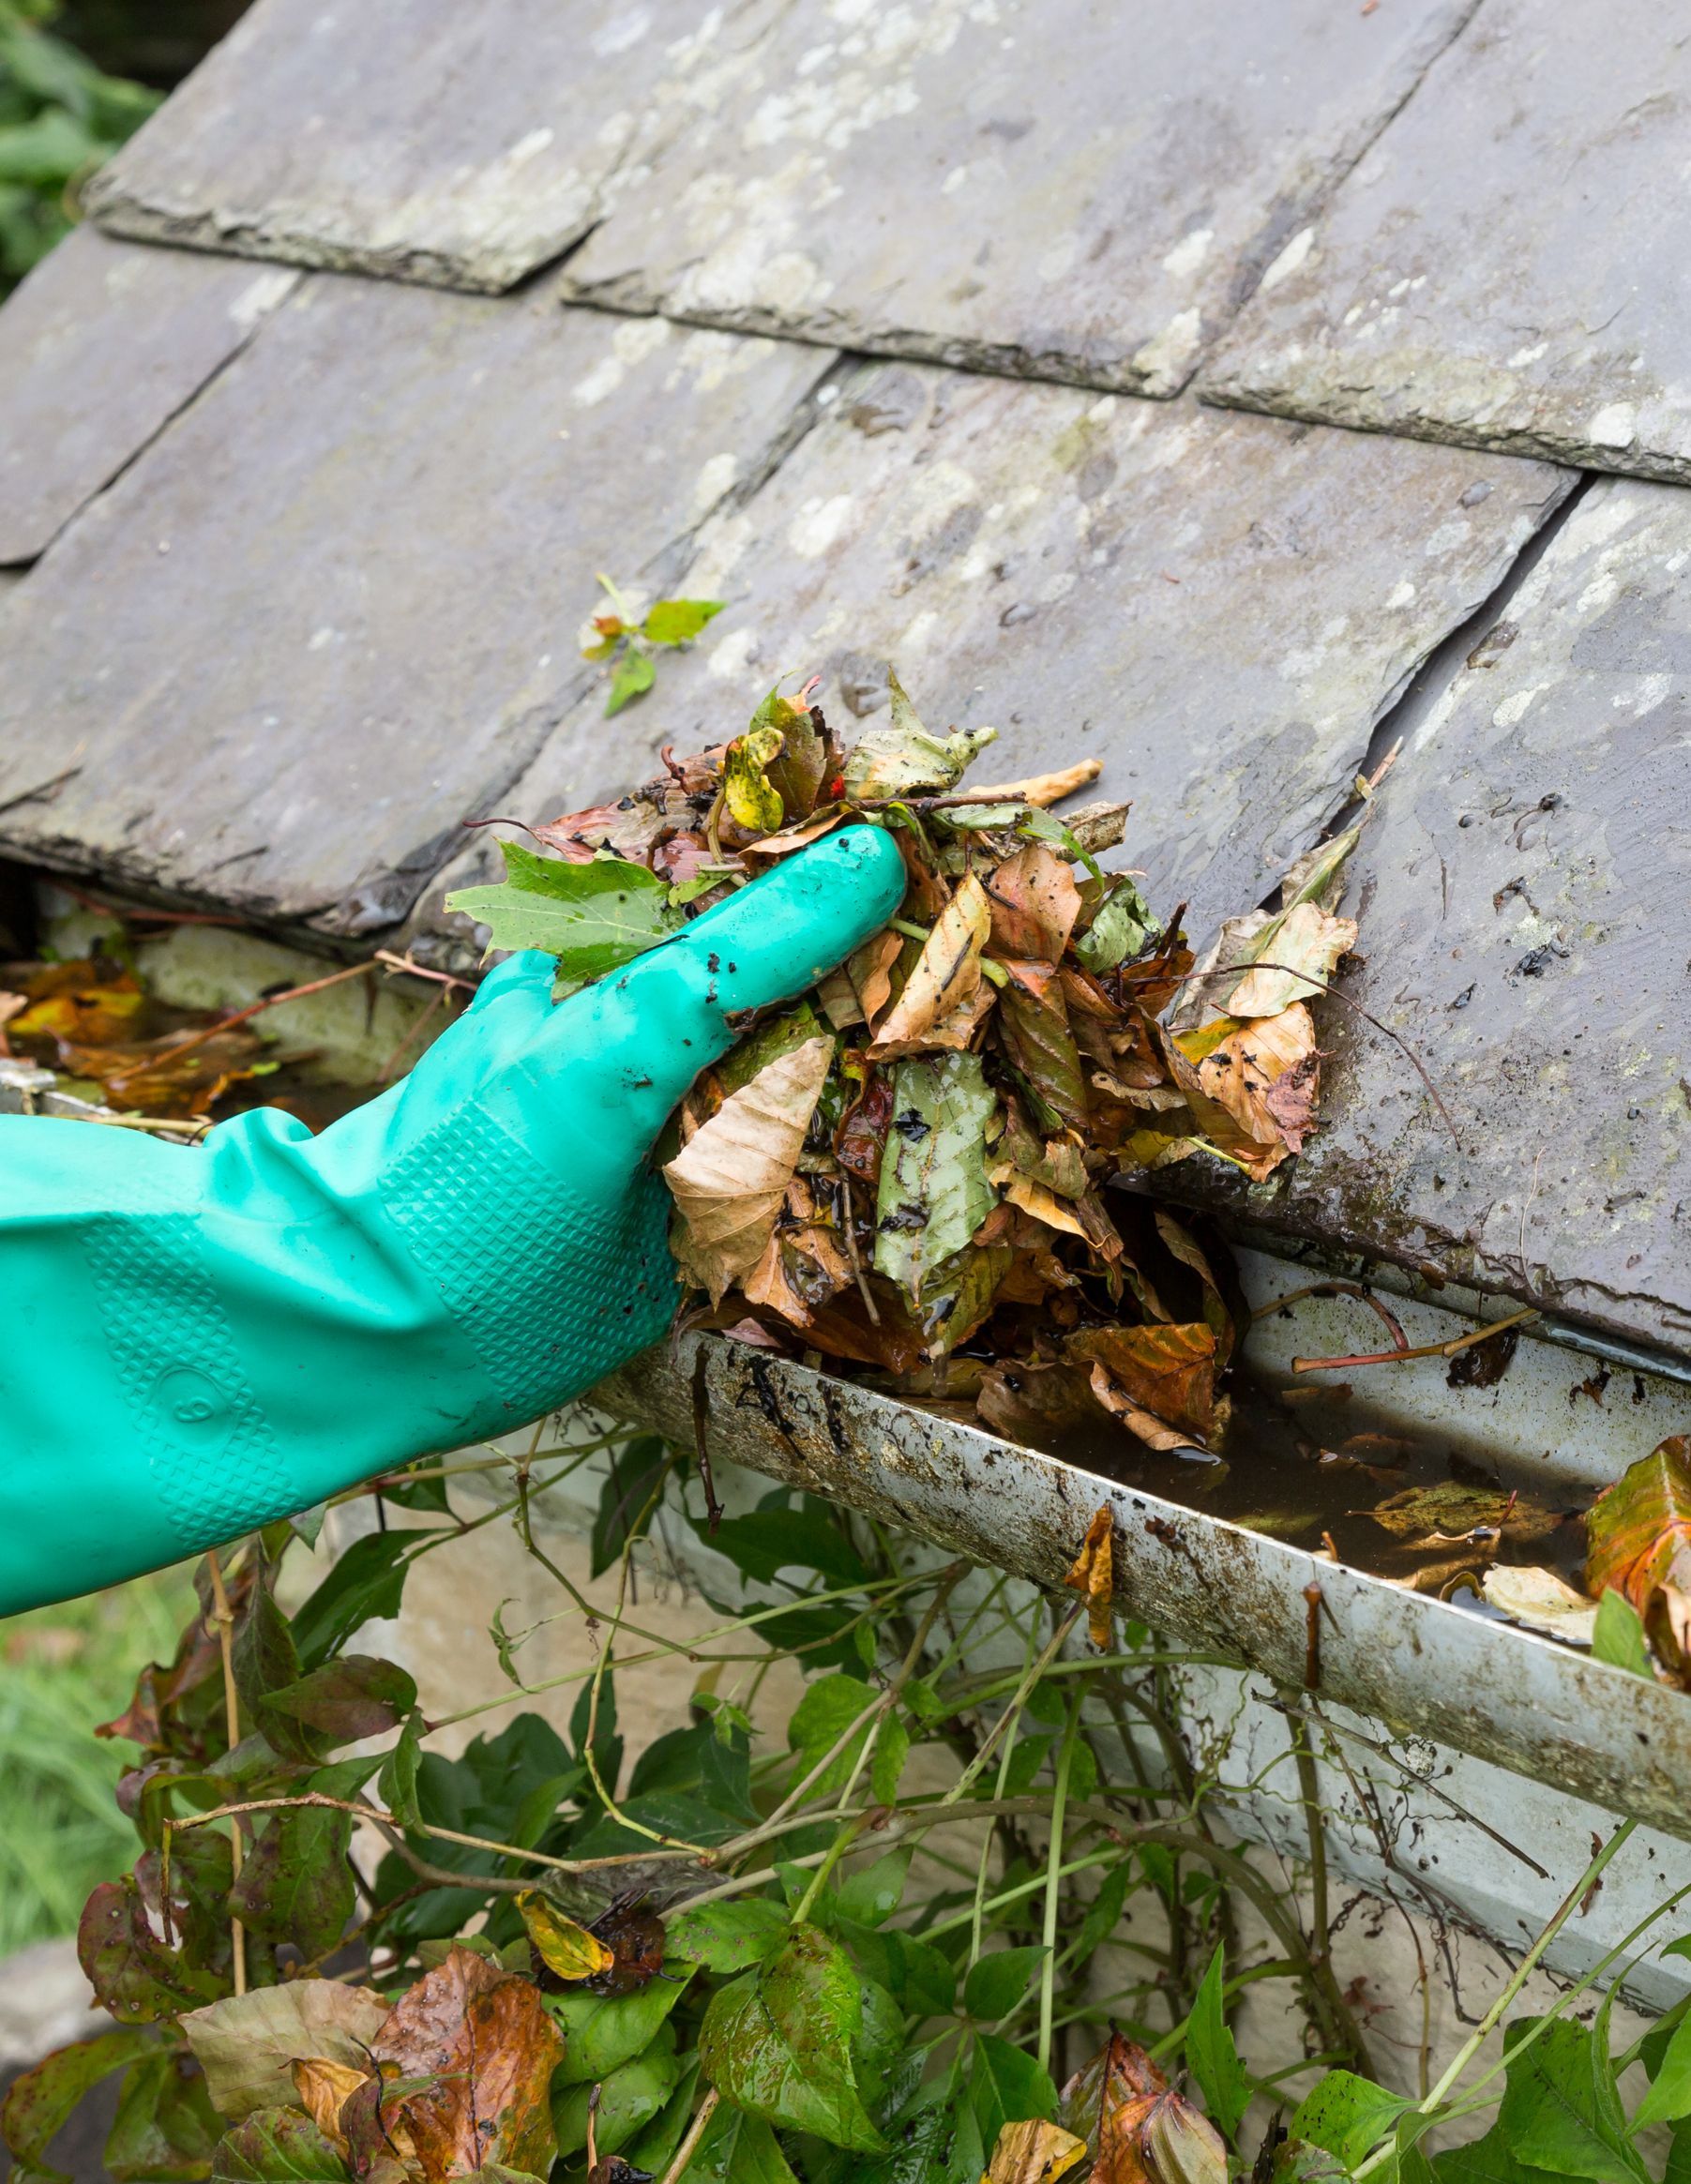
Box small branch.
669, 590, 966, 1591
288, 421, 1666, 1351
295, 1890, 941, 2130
1252, 1281, 1408, 1353
204, 1551, 247, 1997
145, 961, 377, 1073
1293, 1304, 1538, 1376
659, 2087, 720, 2184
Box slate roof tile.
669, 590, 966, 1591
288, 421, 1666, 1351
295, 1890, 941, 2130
559, 0, 1481, 398
1201, 0, 1691, 484
0, 280, 833, 930
0, 225, 294, 565
412, 359, 1571, 961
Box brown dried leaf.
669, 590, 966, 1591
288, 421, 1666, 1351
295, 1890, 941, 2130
1227, 900, 1356, 1018
869, 875, 991, 1056
985, 844, 1082, 962
664, 1037, 834, 1304
1060, 2033, 1168, 2178
1164, 1005, 1321, 1179
371, 1947, 563, 2184
1086, 1364, 1209, 1453
1063, 1505, 1116, 1649
997, 978, 1090, 1134
1069, 1324, 1216, 1439
976, 1361, 1096, 1444
959, 759, 1103, 808
528, 798, 666, 864
992, 1168, 1088, 1238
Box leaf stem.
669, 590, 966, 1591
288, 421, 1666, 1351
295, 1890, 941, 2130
204, 1549, 247, 1997
1038, 1686, 1081, 2076
658, 2086, 719, 2184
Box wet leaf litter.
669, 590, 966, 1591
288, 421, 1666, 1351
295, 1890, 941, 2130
447, 668, 1691, 1682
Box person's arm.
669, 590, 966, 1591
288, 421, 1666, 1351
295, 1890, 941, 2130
0, 827, 903, 1615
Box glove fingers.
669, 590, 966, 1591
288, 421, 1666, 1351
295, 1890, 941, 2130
540, 823, 905, 1139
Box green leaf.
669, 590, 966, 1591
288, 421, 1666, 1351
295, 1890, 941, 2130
963, 1946, 1048, 2024
1668, 2121, 1691, 2184
290, 1530, 426, 1667
209, 2109, 352, 2184
996, 981, 1089, 1135
264, 1655, 417, 1745
592, 1436, 672, 1577
682, 2104, 802, 2184
839, 670, 996, 800
834, 1920, 957, 2020
836, 1847, 910, 1929
1634, 2011, 1691, 2128
1, 2030, 157, 2184
1074, 1861, 1133, 1959
621, 2060, 702, 2177
966, 2034, 1058, 2157
378, 1710, 426, 1831
699, 1924, 886, 2153
1291, 2071, 1411, 2170
693, 1503, 869, 1589
1431, 2125, 1544, 2181
77, 1878, 221, 2025
1187, 1941, 1251, 2140
546, 1967, 693, 2084
873, 1051, 997, 1299
551, 2022, 678, 2156
1592, 1589, 1653, 1679
666, 1896, 790, 1973
642, 597, 725, 646
1076, 874, 1159, 973
444, 840, 678, 971
873, 1711, 913, 1800
788, 1675, 875, 1799
228, 1761, 371, 1959
1495, 2018, 1647, 2184
607, 645, 657, 714
104, 2048, 222, 2184
726, 722, 787, 832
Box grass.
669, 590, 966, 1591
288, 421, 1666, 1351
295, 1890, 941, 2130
0, 1565, 196, 1951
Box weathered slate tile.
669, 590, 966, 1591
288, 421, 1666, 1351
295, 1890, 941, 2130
560, 0, 1478, 398
0, 281, 831, 930
1203, 0, 1691, 481
1187, 478, 1691, 1355
0, 226, 295, 565
86, 0, 779, 291
413, 359, 1569, 962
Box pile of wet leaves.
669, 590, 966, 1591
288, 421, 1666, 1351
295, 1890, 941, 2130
448, 668, 1367, 1464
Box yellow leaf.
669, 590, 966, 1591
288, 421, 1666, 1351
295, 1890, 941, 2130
1062, 1504, 1115, 1650
956, 759, 1102, 809
982, 2116, 1089, 2182
664, 1036, 835, 1304
291, 2057, 369, 2158
724, 724, 786, 833
516, 1889, 616, 1981
989, 1167, 1088, 1238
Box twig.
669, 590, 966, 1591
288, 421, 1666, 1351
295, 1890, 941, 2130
1252, 1281, 1408, 1354
838, 1175, 882, 1326
80, 1112, 215, 1137
659, 2087, 720, 2184
371, 949, 476, 992
1150, 958, 1463, 1150
144, 961, 377, 1073
204, 1552, 247, 1996
1038, 1690, 1082, 2076
1293, 1304, 1539, 1376
378, 982, 447, 1083
691, 1348, 722, 1531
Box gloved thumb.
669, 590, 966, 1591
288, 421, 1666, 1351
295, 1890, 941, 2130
543, 822, 906, 1137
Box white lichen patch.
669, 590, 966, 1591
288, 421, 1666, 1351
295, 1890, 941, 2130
227, 267, 298, 330
1422, 518, 1472, 557
787, 493, 857, 559
1161, 226, 1214, 280
691, 452, 739, 515
1131, 309, 1202, 390
1386, 580, 1417, 609
1492, 685, 1544, 730
1257, 225, 1316, 294
1588, 402, 1638, 449
1610, 672, 1674, 719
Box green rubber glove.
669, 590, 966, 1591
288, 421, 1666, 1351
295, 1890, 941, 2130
0, 826, 903, 1616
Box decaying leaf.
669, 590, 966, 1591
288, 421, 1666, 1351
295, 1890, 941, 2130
1063, 1506, 1116, 1650
290, 2057, 370, 2160
481, 663, 1356, 1456
1060, 2032, 1168, 2176
839, 670, 997, 799
183, 1983, 390, 2120
1586, 1437, 1691, 1679
665, 1038, 835, 1305
370, 1945, 565, 2184
1068, 1324, 1217, 1442
517, 1889, 616, 1983
870, 876, 993, 1056
1481, 1566, 1598, 1647
983, 2116, 1089, 2182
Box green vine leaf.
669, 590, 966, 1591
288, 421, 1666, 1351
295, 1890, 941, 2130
698, 1923, 887, 2153
444, 841, 678, 970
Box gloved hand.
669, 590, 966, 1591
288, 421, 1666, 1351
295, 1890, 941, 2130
0, 826, 903, 1615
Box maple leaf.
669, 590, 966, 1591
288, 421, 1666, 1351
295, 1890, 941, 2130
664, 1037, 835, 1304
